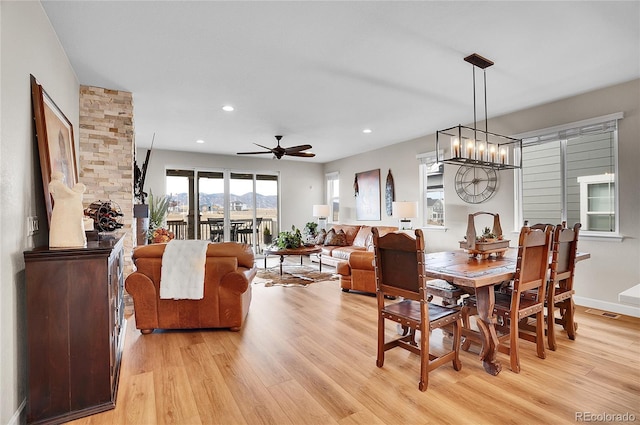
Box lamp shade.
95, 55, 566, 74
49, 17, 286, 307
392, 201, 418, 219
312, 204, 330, 218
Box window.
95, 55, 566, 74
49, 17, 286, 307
577, 174, 615, 232
516, 113, 621, 236
417, 152, 445, 227
326, 172, 339, 223
166, 169, 279, 249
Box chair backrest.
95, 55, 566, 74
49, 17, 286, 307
529, 222, 555, 231
372, 228, 425, 300
511, 225, 553, 304
550, 222, 581, 291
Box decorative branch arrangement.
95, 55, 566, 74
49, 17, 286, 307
134, 133, 154, 204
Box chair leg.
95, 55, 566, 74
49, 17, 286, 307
452, 319, 462, 371
376, 314, 385, 368
510, 316, 521, 373
564, 298, 577, 340
547, 305, 558, 351
535, 311, 546, 359
419, 321, 429, 392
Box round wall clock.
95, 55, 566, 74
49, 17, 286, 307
454, 165, 498, 204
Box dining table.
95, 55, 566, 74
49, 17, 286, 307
423, 248, 590, 376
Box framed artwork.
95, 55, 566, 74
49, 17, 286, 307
355, 169, 381, 221
31, 75, 78, 225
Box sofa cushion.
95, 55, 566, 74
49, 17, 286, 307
328, 224, 361, 245
314, 228, 327, 245
352, 226, 373, 248
331, 246, 366, 261
324, 229, 348, 246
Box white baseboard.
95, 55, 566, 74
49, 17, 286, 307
575, 296, 640, 318
8, 399, 26, 425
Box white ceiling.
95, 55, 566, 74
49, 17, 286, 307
41, 1, 639, 163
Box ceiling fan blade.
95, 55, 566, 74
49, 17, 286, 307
236, 136, 314, 159
287, 152, 316, 158
253, 143, 274, 151
284, 144, 312, 154
236, 151, 271, 155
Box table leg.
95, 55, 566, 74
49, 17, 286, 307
474, 286, 502, 375
278, 255, 284, 276
318, 253, 322, 272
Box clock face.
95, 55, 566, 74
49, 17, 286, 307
454, 166, 498, 204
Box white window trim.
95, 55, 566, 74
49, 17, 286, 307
417, 151, 447, 230
326, 171, 339, 224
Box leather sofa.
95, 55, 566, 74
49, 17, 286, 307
125, 242, 256, 333
313, 224, 397, 294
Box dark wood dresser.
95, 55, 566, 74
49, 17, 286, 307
24, 236, 126, 424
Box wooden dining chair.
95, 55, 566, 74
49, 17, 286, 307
546, 222, 581, 350
208, 218, 224, 242
514, 222, 581, 350
463, 225, 553, 373
372, 227, 462, 391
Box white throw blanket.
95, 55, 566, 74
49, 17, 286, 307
160, 240, 210, 300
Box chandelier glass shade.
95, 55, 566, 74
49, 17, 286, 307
436, 53, 522, 170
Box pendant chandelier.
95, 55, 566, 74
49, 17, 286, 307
436, 53, 522, 170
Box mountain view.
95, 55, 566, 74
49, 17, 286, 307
168, 192, 278, 209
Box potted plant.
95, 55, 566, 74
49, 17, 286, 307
303, 221, 318, 242
263, 226, 273, 245
147, 191, 173, 243
275, 226, 303, 249
480, 226, 497, 242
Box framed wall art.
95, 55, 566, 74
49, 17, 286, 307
31, 74, 78, 225
355, 169, 381, 221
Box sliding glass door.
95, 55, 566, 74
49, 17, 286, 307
166, 169, 279, 251
166, 169, 194, 239
198, 171, 225, 241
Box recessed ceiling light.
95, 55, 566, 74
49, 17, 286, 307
196, 139, 205, 144
222, 105, 234, 112
363, 128, 372, 134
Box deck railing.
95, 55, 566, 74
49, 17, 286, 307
174, 218, 277, 250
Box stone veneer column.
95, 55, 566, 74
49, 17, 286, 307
78, 85, 135, 274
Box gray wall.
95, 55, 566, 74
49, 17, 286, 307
325, 79, 640, 317
1, 2, 80, 424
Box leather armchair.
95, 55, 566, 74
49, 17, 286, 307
337, 226, 398, 294
125, 242, 256, 333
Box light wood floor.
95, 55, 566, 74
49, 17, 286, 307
69, 273, 640, 425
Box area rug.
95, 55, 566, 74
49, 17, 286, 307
256, 265, 338, 287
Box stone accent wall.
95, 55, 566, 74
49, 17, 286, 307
78, 86, 135, 274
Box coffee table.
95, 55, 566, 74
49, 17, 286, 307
263, 245, 322, 276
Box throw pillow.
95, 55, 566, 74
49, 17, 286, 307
324, 229, 348, 246
315, 229, 327, 245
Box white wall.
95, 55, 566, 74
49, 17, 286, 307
0, 2, 79, 423
325, 79, 640, 317
141, 149, 325, 232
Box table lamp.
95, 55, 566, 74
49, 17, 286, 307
312, 204, 330, 230
392, 201, 418, 230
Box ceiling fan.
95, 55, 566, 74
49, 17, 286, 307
237, 135, 315, 159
